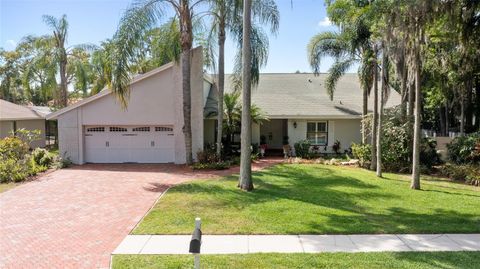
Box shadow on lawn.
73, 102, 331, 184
167, 164, 480, 234
392, 251, 480, 269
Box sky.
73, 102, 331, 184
0, 0, 345, 74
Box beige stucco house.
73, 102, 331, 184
47, 47, 205, 164
48, 47, 401, 164
205, 73, 402, 154
0, 99, 50, 148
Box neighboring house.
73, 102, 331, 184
46, 47, 205, 164
204, 73, 402, 154
0, 99, 51, 148
48, 47, 401, 165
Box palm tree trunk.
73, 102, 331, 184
180, 0, 193, 165
377, 45, 386, 178
362, 84, 368, 144
59, 57, 68, 107
370, 46, 378, 171
411, 51, 421, 190
239, 0, 253, 191
216, 15, 226, 158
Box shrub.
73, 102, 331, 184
351, 143, 371, 168
294, 140, 311, 158
447, 132, 480, 164
332, 140, 341, 154
439, 163, 479, 186
420, 137, 442, 169
0, 137, 29, 160
0, 158, 29, 183
32, 148, 54, 167
196, 144, 220, 164
192, 161, 230, 170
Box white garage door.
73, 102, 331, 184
84, 126, 175, 163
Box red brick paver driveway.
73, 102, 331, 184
0, 158, 281, 269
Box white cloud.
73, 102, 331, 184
5, 39, 17, 50
318, 17, 332, 27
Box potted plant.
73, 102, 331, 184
332, 140, 341, 155
259, 135, 268, 158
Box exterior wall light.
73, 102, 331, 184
293, 121, 297, 128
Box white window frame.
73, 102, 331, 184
306, 121, 328, 146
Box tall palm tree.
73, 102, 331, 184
206, 0, 279, 157
239, 0, 253, 191
113, 0, 203, 165
308, 15, 375, 145
42, 15, 69, 107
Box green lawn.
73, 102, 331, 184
0, 182, 19, 193
112, 252, 480, 269
134, 164, 480, 235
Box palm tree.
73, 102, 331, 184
308, 15, 375, 145
113, 0, 203, 165
42, 15, 69, 107
206, 0, 279, 157
222, 91, 268, 148
239, 0, 253, 191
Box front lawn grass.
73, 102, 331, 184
0, 182, 19, 193
112, 252, 480, 269
134, 164, 480, 234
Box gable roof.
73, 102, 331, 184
0, 99, 46, 121
46, 62, 175, 120
224, 73, 402, 119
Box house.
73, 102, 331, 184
204, 73, 402, 154
46, 47, 205, 164
0, 99, 51, 148
48, 47, 401, 165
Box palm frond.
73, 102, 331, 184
325, 57, 356, 100
307, 31, 350, 74
112, 0, 166, 106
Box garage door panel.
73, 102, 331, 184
84, 126, 174, 163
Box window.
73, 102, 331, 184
132, 127, 150, 132
109, 127, 127, 132
155, 126, 173, 132
86, 127, 105, 132
307, 121, 328, 145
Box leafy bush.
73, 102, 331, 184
351, 143, 371, 168
332, 140, 341, 154
192, 161, 230, 170
294, 140, 311, 158
0, 158, 29, 183
32, 148, 54, 167
447, 132, 480, 164
196, 144, 220, 164
420, 138, 442, 169
439, 163, 479, 186
0, 137, 29, 160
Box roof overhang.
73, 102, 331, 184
265, 114, 362, 120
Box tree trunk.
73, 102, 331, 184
408, 76, 414, 119
59, 57, 68, 107
439, 105, 446, 136
465, 79, 473, 132
362, 84, 368, 144
411, 52, 421, 190
400, 65, 408, 121
377, 45, 386, 178
239, 0, 253, 191
475, 78, 480, 130
180, 0, 193, 165
216, 15, 226, 158
460, 87, 465, 136
370, 46, 378, 171
445, 99, 449, 136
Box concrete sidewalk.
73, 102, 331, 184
113, 234, 480, 254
